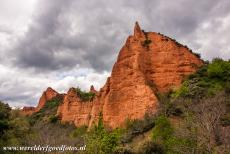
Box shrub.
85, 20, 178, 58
28, 112, 43, 125
0, 102, 11, 135
194, 53, 201, 58
76, 88, 95, 102
8, 117, 30, 138
0, 101, 11, 120
171, 82, 189, 98
113, 146, 133, 154
152, 116, 173, 142
0, 120, 9, 135
142, 39, 152, 47
85, 113, 121, 154
152, 115, 197, 153
49, 115, 59, 123
129, 114, 155, 132
70, 125, 87, 138
0, 108, 31, 149
207, 58, 230, 80
207, 82, 223, 96
121, 114, 155, 143
166, 103, 183, 117
139, 141, 165, 154
45, 97, 62, 109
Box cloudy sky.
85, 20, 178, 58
0, 0, 229, 107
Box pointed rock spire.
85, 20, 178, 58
134, 21, 144, 38
68, 87, 77, 95
90, 85, 97, 93
46, 87, 57, 93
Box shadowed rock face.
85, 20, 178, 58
22, 22, 203, 128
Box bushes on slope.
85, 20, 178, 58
172, 58, 230, 98
76, 88, 95, 102
85, 113, 122, 154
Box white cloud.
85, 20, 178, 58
195, 14, 230, 60
0, 64, 109, 107
52, 70, 109, 93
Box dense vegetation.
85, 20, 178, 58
153, 59, 230, 153
76, 88, 95, 102
28, 96, 63, 125
172, 58, 230, 98
85, 113, 122, 154
0, 103, 30, 154
0, 59, 229, 154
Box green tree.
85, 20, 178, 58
0, 101, 11, 135
85, 113, 121, 154
152, 116, 174, 143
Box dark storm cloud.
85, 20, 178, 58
12, 0, 129, 72
11, 0, 230, 72
142, 0, 222, 37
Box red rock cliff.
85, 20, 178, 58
35, 87, 59, 112
57, 88, 94, 126
22, 87, 59, 115
56, 22, 203, 128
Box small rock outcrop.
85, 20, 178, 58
35, 87, 59, 112
22, 106, 36, 115
21, 87, 59, 115
90, 85, 97, 93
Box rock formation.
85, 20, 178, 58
22, 87, 59, 115
21, 106, 35, 115
23, 22, 203, 128
57, 88, 94, 126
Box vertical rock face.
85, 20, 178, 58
57, 88, 94, 126
98, 23, 158, 128
23, 22, 203, 128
